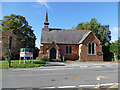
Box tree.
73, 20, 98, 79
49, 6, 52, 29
110, 39, 120, 61
75, 18, 111, 46
33, 47, 40, 59
1, 14, 36, 60
74, 18, 112, 61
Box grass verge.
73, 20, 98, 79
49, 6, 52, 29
0, 59, 46, 69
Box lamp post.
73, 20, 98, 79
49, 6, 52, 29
9, 33, 13, 67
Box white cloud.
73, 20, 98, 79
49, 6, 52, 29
111, 27, 119, 33
110, 40, 115, 43
2, 0, 50, 9
34, 0, 49, 9
110, 27, 119, 41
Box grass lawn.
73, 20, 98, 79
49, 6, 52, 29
0, 59, 46, 69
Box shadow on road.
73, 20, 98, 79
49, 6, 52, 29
43, 62, 66, 67
44, 64, 66, 67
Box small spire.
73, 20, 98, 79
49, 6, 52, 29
45, 12, 48, 22
44, 12, 49, 26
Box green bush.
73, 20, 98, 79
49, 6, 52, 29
0, 59, 46, 69
41, 57, 50, 62
33, 59, 46, 64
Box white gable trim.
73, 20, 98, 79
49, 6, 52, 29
78, 31, 92, 44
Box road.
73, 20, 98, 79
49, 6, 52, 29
2, 62, 119, 89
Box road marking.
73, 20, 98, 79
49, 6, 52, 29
79, 83, 118, 88
101, 83, 118, 86
96, 76, 108, 80
73, 77, 80, 79
109, 84, 118, 88
58, 86, 76, 88
79, 85, 95, 87
41, 87, 55, 89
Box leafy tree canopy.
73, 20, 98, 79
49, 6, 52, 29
74, 18, 113, 61
74, 18, 111, 46
110, 38, 120, 61
1, 14, 36, 60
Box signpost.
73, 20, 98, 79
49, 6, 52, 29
19, 48, 33, 64
9, 33, 13, 67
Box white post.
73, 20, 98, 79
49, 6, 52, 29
19, 57, 21, 64
56, 50, 58, 59
47, 50, 49, 58
24, 57, 25, 64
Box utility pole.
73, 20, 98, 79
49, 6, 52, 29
9, 33, 13, 67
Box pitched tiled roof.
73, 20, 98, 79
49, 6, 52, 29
41, 29, 91, 44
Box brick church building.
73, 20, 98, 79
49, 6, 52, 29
38, 12, 103, 61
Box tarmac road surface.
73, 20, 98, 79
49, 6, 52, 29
2, 62, 119, 89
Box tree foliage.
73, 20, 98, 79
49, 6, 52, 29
1, 14, 36, 60
74, 18, 112, 61
110, 39, 120, 61
75, 18, 111, 46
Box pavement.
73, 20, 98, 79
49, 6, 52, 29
2, 62, 119, 89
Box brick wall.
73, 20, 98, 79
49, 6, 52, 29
38, 44, 79, 60
79, 32, 103, 61
57, 44, 79, 60
38, 32, 103, 61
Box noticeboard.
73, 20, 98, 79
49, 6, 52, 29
20, 48, 33, 57
97, 52, 103, 56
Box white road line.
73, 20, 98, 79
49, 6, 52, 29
101, 83, 118, 86
79, 83, 118, 88
41, 87, 55, 89
58, 86, 76, 88
79, 85, 95, 87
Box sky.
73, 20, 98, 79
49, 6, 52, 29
1, 1, 118, 48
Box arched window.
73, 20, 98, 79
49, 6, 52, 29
66, 46, 68, 54
88, 43, 91, 54
66, 46, 72, 54
88, 43, 95, 55
69, 46, 72, 54
92, 43, 95, 54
